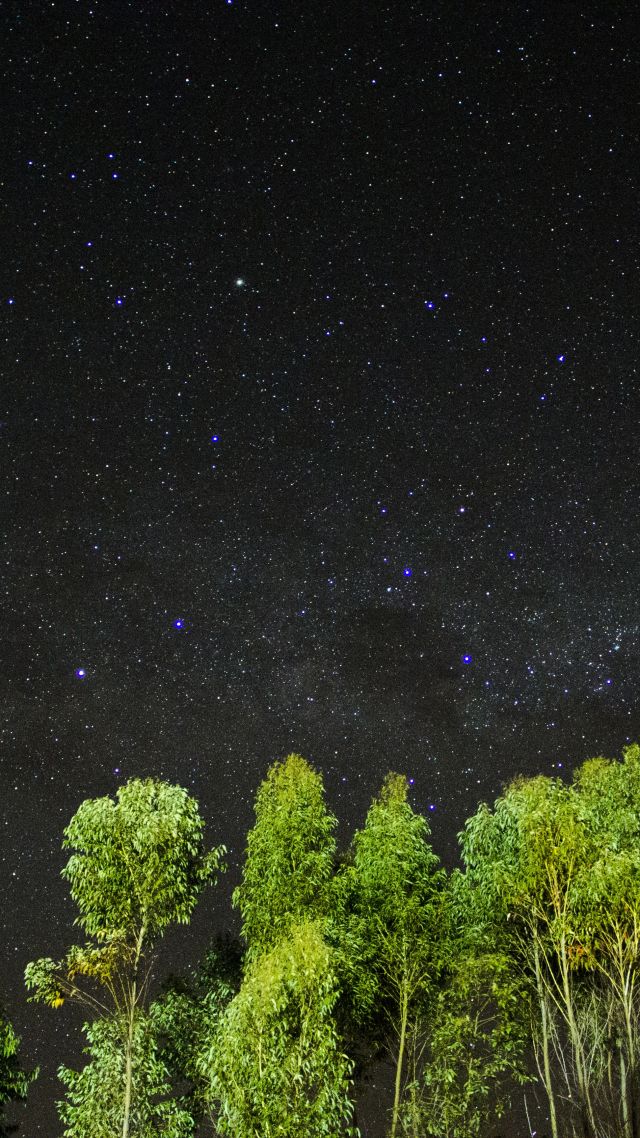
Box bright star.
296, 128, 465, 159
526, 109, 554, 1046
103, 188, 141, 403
235, 278, 245, 287
462, 654, 473, 665
75, 667, 86, 679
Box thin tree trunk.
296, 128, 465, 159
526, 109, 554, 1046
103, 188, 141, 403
620, 1039, 631, 1138
122, 924, 146, 1138
534, 937, 559, 1138
622, 996, 638, 1138
558, 934, 596, 1138
391, 979, 409, 1138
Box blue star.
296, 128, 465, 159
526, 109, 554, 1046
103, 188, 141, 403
424, 300, 435, 310
403, 566, 413, 577
508, 550, 517, 560
557, 353, 565, 363
114, 296, 125, 307
210, 434, 219, 443
174, 618, 184, 630
75, 667, 86, 679
462, 654, 473, 665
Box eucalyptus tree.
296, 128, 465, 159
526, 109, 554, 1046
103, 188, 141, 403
339, 772, 446, 1138
415, 947, 532, 1138
570, 745, 640, 1138
460, 774, 602, 1138
199, 919, 358, 1138
232, 752, 338, 959
25, 778, 225, 1138
402, 862, 533, 1138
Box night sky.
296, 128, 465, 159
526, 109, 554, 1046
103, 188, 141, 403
2, 2, 639, 1133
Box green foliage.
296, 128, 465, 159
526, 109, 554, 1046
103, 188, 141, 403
458, 748, 640, 1138
57, 1013, 193, 1138
61, 778, 225, 942
339, 772, 446, 1030
0, 1005, 38, 1135
200, 920, 358, 1138
336, 773, 447, 1138
18, 746, 640, 1137
232, 753, 337, 959
26, 778, 225, 1015
414, 952, 532, 1138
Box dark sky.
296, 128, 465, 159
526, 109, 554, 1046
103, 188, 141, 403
2, 1, 639, 1133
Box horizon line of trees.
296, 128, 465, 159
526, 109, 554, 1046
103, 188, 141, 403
3, 744, 640, 1137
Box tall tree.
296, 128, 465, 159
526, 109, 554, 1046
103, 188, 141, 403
338, 773, 446, 1138
25, 777, 225, 1138
0, 1003, 37, 1136
414, 936, 532, 1138
460, 774, 607, 1138
232, 752, 338, 960
570, 745, 640, 1138
200, 919, 358, 1138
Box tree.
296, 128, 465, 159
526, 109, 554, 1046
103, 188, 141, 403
200, 919, 358, 1138
460, 773, 624, 1138
338, 773, 446, 1138
570, 745, 640, 1138
232, 752, 338, 960
414, 943, 532, 1138
0, 1003, 37, 1136
25, 777, 225, 1138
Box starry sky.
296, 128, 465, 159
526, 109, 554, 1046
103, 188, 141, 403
2, 1, 639, 1132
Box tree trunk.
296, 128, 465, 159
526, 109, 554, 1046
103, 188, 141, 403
620, 1039, 631, 1138
534, 938, 558, 1138
622, 994, 639, 1138
122, 924, 146, 1138
391, 979, 409, 1138
558, 934, 596, 1138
